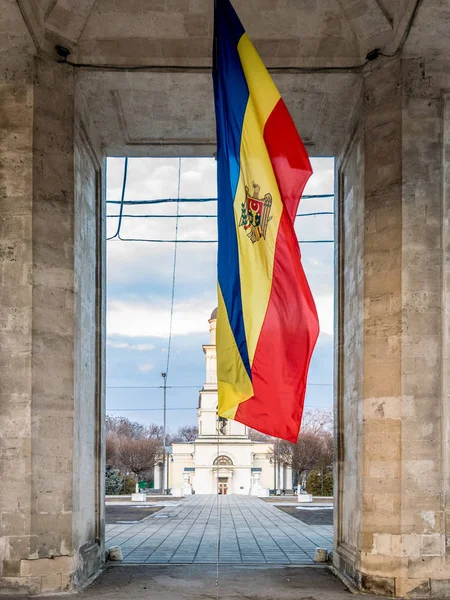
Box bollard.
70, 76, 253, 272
107, 546, 123, 561
314, 547, 328, 562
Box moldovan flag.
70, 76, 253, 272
213, 0, 320, 443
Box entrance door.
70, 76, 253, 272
218, 478, 228, 494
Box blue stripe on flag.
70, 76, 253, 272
213, 0, 251, 378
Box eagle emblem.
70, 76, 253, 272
239, 182, 272, 243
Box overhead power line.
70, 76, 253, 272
106, 385, 201, 389
107, 408, 198, 411
106, 403, 331, 412
106, 211, 334, 219
108, 238, 334, 244
106, 194, 334, 205
107, 158, 128, 241
106, 383, 333, 389
165, 157, 182, 381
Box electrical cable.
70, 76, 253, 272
379, 0, 423, 58
106, 194, 334, 205
61, 58, 366, 73
107, 157, 128, 241
56, 1, 422, 76
106, 404, 331, 411
107, 236, 332, 242
106, 211, 334, 219
107, 408, 199, 411
163, 158, 182, 381
105, 383, 332, 389
106, 385, 201, 389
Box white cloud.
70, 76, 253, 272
107, 293, 333, 339
314, 294, 334, 336
107, 297, 216, 339
138, 363, 154, 373
133, 343, 156, 351
106, 340, 129, 349
107, 340, 156, 351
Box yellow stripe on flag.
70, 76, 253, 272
217, 285, 253, 418
237, 34, 281, 127
233, 104, 283, 364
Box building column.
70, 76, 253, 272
154, 463, 162, 490
335, 56, 450, 597
0, 56, 105, 594
285, 466, 293, 492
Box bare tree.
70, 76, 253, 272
248, 428, 274, 442
105, 431, 118, 468
291, 431, 329, 475
301, 408, 333, 436
269, 409, 334, 488
106, 415, 163, 440
117, 437, 162, 482
171, 425, 198, 443
315, 430, 333, 469
276, 439, 295, 466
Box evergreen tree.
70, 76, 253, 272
306, 469, 333, 496
105, 468, 123, 495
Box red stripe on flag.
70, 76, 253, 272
263, 99, 312, 223
235, 211, 319, 442
234, 100, 319, 443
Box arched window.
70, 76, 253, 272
213, 455, 233, 466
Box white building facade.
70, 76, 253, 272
163, 309, 292, 496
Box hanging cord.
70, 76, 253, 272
107, 157, 128, 241
165, 157, 182, 378
216, 418, 221, 600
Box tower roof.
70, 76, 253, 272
210, 307, 218, 321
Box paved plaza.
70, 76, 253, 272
105, 495, 333, 565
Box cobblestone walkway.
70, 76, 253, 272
105, 495, 333, 565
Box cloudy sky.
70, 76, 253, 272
106, 156, 334, 434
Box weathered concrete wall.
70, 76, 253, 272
0, 61, 34, 591
334, 120, 364, 576
30, 59, 76, 586
0, 57, 105, 594
334, 56, 450, 597
359, 57, 404, 596
72, 81, 105, 587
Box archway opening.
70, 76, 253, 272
104, 155, 335, 565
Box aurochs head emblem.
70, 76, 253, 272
239, 181, 273, 243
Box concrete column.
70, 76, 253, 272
154, 463, 161, 490
335, 56, 450, 597
0, 56, 105, 594
285, 467, 293, 491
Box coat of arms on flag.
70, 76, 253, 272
239, 182, 272, 243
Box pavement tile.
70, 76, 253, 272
106, 495, 333, 565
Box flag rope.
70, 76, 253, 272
216, 417, 221, 599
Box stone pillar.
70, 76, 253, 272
154, 463, 161, 490
335, 56, 450, 597
0, 56, 105, 594
285, 466, 293, 492
183, 472, 192, 495
250, 471, 261, 496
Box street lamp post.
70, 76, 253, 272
161, 371, 167, 495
